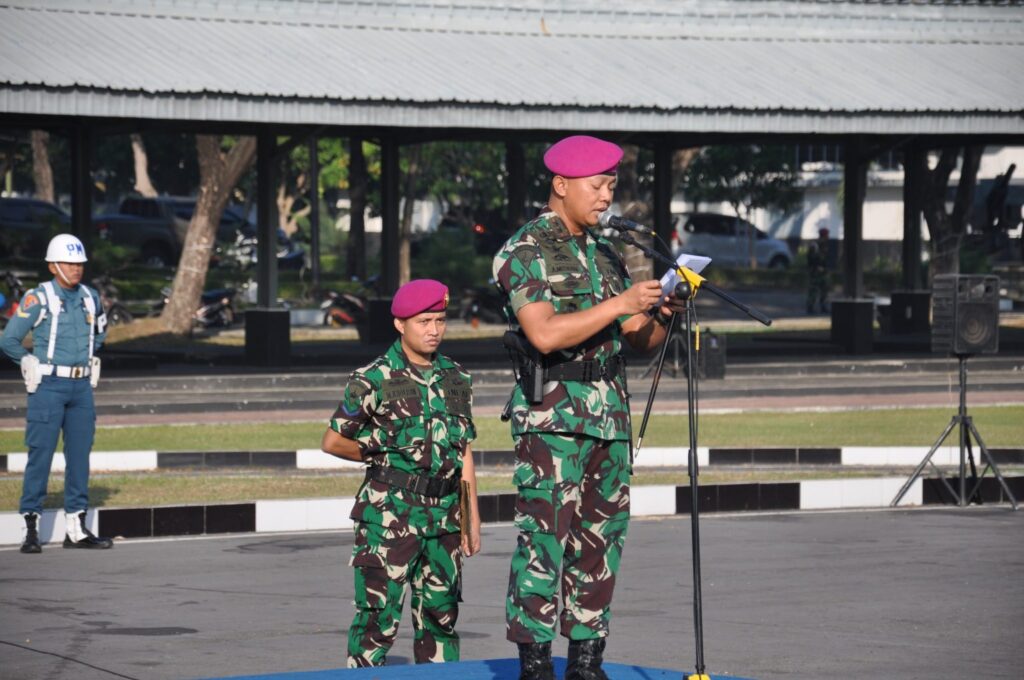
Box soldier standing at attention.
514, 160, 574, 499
806, 227, 830, 314
493, 135, 685, 680
1, 234, 112, 553
321, 278, 481, 667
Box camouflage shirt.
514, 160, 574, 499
492, 211, 633, 441
331, 340, 476, 536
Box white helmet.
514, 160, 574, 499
45, 234, 88, 263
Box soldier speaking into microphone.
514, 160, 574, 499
493, 135, 685, 680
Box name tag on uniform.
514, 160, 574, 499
382, 376, 420, 402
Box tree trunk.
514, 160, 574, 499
30, 130, 55, 203
922, 146, 983, 279
130, 133, 158, 198
160, 135, 256, 335
399, 145, 421, 286
347, 137, 367, 280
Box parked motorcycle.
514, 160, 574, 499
459, 281, 505, 326
321, 275, 380, 327
0, 271, 27, 330
91, 275, 134, 326
152, 286, 238, 328
222, 226, 306, 271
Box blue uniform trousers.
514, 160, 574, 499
19, 375, 96, 515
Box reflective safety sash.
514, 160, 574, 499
39, 281, 96, 363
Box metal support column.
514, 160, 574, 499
506, 141, 526, 232
653, 142, 674, 277
256, 130, 278, 307
69, 124, 93, 256
902, 143, 926, 291
842, 138, 867, 299
380, 136, 400, 296
308, 136, 321, 296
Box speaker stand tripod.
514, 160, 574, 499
891, 354, 1018, 509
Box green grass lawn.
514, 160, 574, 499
2, 406, 1021, 454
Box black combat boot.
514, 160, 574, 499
63, 511, 113, 549
517, 642, 555, 680
20, 512, 42, 554
565, 638, 608, 680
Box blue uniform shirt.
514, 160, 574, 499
0, 280, 106, 366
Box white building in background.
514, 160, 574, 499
673, 146, 1024, 259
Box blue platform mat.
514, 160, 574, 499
211, 657, 754, 680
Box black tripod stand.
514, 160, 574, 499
641, 313, 688, 379
621, 233, 771, 680
891, 354, 1018, 509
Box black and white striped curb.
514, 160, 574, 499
3, 446, 1022, 473
2, 472, 1020, 546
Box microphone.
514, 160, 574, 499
598, 212, 654, 235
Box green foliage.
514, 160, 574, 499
682, 144, 803, 217
959, 238, 993, 274
88, 238, 138, 274
411, 229, 493, 291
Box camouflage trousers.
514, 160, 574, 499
807, 271, 828, 313
506, 432, 630, 643
347, 522, 462, 667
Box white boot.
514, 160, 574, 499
63, 510, 113, 549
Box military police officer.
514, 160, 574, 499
321, 278, 481, 667
1, 234, 112, 553
493, 135, 684, 680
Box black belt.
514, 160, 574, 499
366, 466, 460, 498
545, 355, 625, 383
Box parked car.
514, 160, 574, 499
0, 198, 70, 258
94, 196, 244, 268
673, 212, 792, 269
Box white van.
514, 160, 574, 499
674, 212, 792, 269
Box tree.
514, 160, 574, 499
129, 133, 158, 197
30, 130, 54, 203
160, 135, 256, 334
682, 144, 802, 268
921, 146, 983, 278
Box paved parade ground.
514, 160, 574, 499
1, 508, 1022, 680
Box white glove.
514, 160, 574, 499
90, 356, 101, 388
20, 355, 41, 394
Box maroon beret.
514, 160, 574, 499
391, 279, 449, 318
543, 135, 624, 178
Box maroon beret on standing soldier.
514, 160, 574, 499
391, 279, 449, 319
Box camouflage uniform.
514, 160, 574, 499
806, 237, 829, 313
492, 211, 632, 644
330, 339, 475, 666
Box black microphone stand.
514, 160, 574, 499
620, 232, 771, 680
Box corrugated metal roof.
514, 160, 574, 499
2, 0, 1023, 134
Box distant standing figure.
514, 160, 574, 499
321, 278, 481, 667
806, 228, 830, 314
0, 234, 112, 553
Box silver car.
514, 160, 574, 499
673, 212, 792, 269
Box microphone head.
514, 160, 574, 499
598, 211, 616, 229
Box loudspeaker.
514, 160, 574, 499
931, 275, 999, 355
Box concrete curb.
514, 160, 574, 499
3, 446, 1023, 472
3, 473, 1021, 546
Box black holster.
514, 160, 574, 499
503, 330, 545, 404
